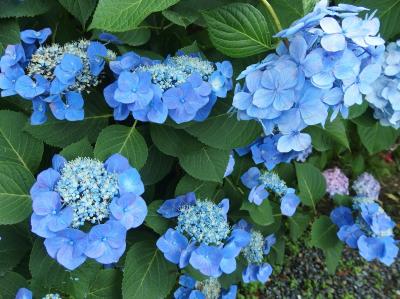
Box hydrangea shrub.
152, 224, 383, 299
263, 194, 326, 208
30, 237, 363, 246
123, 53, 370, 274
0, 0, 399, 298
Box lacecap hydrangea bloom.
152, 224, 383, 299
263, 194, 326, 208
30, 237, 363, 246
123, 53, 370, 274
322, 167, 349, 198
235, 220, 275, 283
29, 153, 147, 270
241, 167, 300, 216
366, 40, 400, 128
352, 172, 381, 200
0, 28, 115, 124
233, 1, 385, 153
104, 51, 232, 124
235, 134, 312, 170
174, 275, 236, 299
16, 288, 62, 299
156, 192, 251, 277
330, 197, 398, 266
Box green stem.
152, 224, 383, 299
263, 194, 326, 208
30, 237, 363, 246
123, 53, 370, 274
225, 177, 245, 196
133, 120, 138, 128
260, 0, 283, 32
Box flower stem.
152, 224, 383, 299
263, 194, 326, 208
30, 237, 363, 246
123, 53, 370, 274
260, 0, 283, 32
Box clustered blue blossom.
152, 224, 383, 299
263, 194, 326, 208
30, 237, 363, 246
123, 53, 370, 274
366, 40, 400, 128
30, 153, 147, 270
322, 167, 349, 198
156, 192, 251, 277
0, 28, 115, 124
235, 135, 312, 170
352, 172, 381, 200
16, 288, 62, 299
233, 1, 385, 153
174, 275, 236, 299
104, 52, 232, 124
331, 197, 398, 266
241, 167, 300, 216
235, 220, 275, 283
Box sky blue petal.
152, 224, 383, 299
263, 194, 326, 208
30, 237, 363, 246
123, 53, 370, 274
104, 153, 130, 173
118, 167, 145, 195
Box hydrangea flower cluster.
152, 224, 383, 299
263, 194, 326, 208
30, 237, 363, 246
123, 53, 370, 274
233, 1, 385, 153
366, 40, 400, 128
174, 275, 236, 299
241, 167, 300, 216
104, 52, 232, 123
331, 197, 398, 266
0, 28, 115, 124
16, 288, 61, 299
235, 134, 312, 170
352, 172, 381, 200
322, 167, 349, 198
156, 192, 251, 277
235, 220, 275, 283
30, 153, 147, 270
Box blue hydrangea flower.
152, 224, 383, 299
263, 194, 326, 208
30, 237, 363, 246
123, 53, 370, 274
331, 196, 398, 266
157, 194, 250, 277
16, 288, 62, 299
105, 52, 233, 124
174, 275, 237, 299
233, 2, 385, 153
241, 167, 300, 216
0, 31, 115, 124
352, 172, 381, 200
29, 153, 147, 270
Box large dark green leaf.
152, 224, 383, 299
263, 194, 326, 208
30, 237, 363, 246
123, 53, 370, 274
0, 0, 52, 18
60, 138, 94, 160
268, 0, 318, 28
357, 122, 399, 155
0, 225, 30, 271
140, 146, 174, 185
58, 0, 98, 28
175, 175, 219, 199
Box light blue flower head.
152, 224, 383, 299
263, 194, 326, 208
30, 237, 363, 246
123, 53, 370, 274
352, 172, 381, 201
104, 52, 233, 124
29, 153, 147, 270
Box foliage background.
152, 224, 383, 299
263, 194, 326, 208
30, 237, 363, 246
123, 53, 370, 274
0, 0, 399, 298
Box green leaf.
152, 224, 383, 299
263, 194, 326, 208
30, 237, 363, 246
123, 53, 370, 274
86, 269, 122, 298
310, 216, 340, 251
140, 146, 174, 185
324, 118, 350, 149
90, 0, 180, 32
241, 200, 274, 226
58, 0, 97, 27
357, 122, 399, 155
179, 146, 230, 183
0, 110, 43, 173
175, 175, 218, 199
348, 101, 368, 119
68, 261, 102, 298
25, 100, 110, 148
162, 10, 197, 28
0, 225, 30, 271
150, 125, 193, 157
122, 240, 177, 299
145, 200, 171, 235
295, 162, 326, 212
306, 118, 349, 151
60, 137, 94, 160
288, 211, 310, 241
185, 115, 262, 150
94, 124, 148, 169
325, 241, 344, 274
0, 271, 28, 299
268, 0, 318, 28
0, 162, 34, 225
112, 28, 151, 46
0, 19, 20, 49
202, 3, 273, 58
0, 0, 52, 18
353, 0, 400, 39
29, 240, 71, 292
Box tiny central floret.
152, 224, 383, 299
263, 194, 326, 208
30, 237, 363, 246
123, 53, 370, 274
55, 157, 119, 227
242, 230, 264, 264
260, 171, 288, 196
176, 201, 230, 245
195, 278, 221, 299
136, 55, 215, 90
27, 39, 115, 92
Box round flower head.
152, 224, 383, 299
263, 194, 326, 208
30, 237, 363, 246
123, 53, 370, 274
104, 51, 233, 124
352, 172, 381, 200
322, 167, 349, 198
0, 28, 115, 124
174, 275, 237, 299
29, 153, 147, 270
331, 197, 398, 266
233, 2, 385, 153
240, 167, 300, 216
156, 193, 251, 277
